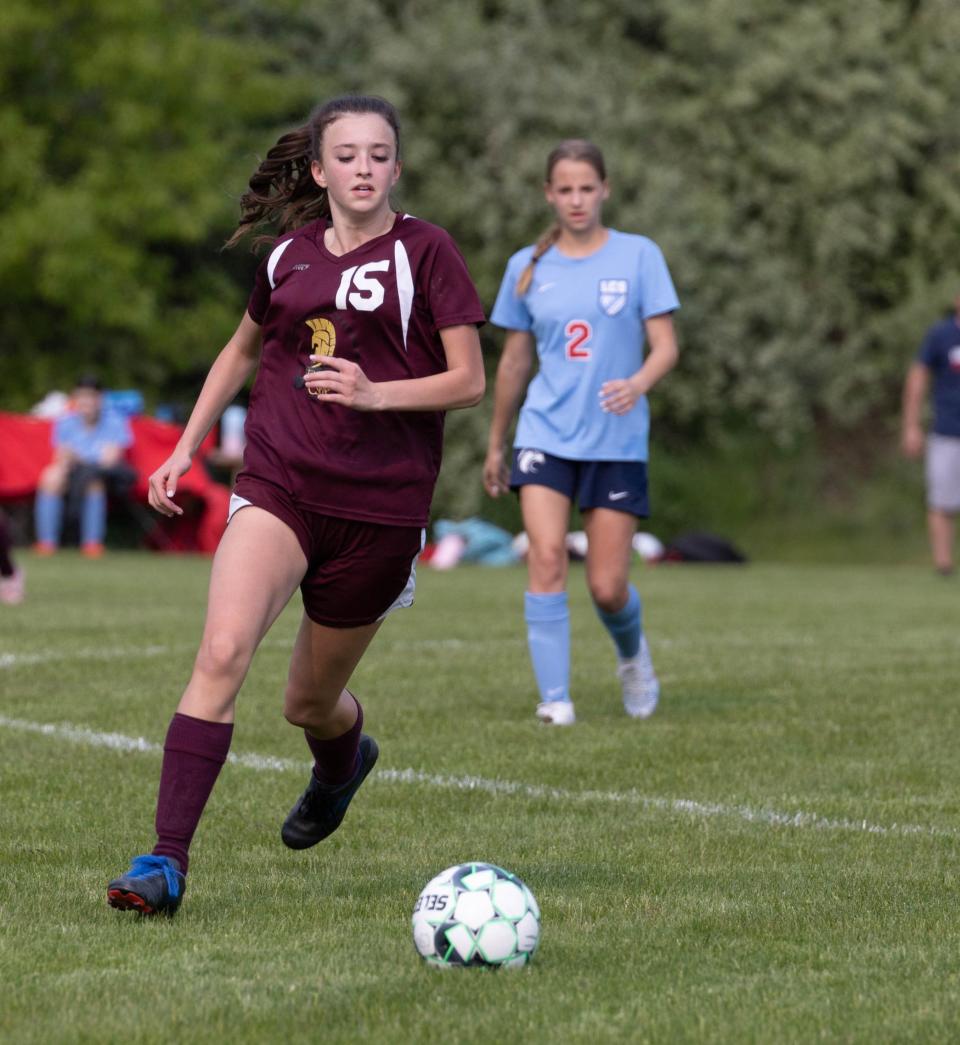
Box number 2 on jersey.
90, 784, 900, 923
564, 320, 593, 360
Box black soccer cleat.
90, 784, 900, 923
107, 854, 186, 916
281, 734, 379, 850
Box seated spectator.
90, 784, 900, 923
34, 375, 135, 557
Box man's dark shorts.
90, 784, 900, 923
232, 476, 424, 628
509, 448, 649, 518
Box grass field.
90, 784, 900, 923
2, 550, 959, 1043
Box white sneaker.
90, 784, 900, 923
535, 700, 576, 726
618, 637, 659, 719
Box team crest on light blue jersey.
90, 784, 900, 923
598, 279, 628, 316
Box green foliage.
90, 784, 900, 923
0, 0, 311, 406
647, 427, 930, 562
644, 0, 960, 439
2, 0, 960, 513
357, 0, 960, 447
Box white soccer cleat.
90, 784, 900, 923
535, 700, 576, 726
618, 637, 660, 719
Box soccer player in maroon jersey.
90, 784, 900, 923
107, 95, 485, 916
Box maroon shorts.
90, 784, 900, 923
232, 477, 424, 628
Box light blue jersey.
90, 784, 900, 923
53, 409, 132, 464
490, 230, 679, 461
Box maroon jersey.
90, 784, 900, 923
243, 213, 485, 526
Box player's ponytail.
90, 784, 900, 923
225, 124, 320, 249
226, 95, 401, 250
515, 224, 561, 296
515, 138, 607, 296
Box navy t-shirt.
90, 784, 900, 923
243, 213, 485, 526
917, 316, 960, 437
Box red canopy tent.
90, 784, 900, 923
0, 411, 230, 553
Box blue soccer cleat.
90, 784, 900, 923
107, 854, 185, 916
281, 734, 379, 849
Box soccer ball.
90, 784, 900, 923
412, 862, 541, 968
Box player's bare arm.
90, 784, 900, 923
901, 361, 930, 458
599, 311, 679, 416
303, 323, 484, 412
483, 329, 535, 497
148, 312, 262, 517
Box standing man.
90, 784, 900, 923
902, 291, 960, 576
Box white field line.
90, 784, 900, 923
0, 637, 522, 672
0, 645, 178, 670
0, 714, 956, 842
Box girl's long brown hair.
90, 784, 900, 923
225, 94, 401, 250
515, 139, 607, 295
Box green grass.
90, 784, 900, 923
2, 551, 959, 1043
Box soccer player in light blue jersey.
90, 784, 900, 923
484, 140, 679, 725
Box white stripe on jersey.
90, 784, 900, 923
266, 238, 294, 289
394, 240, 415, 349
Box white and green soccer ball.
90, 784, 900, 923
412, 862, 540, 968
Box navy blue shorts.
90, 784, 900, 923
509, 448, 649, 518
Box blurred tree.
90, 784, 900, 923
3, 0, 959, 531
0, 0, 311, 406
642, 0, 960, 443
356, 0, 960, 516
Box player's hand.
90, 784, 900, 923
901, 425, 925, 459
483, 448, 510, 497
304, 355, 383, 411
147, 450, 192, 516
599, 376, 644, 415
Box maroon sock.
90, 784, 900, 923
305, 695, 363, 786
152, 713, 233, 874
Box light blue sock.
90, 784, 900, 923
35, 492, 63, 545
81, 489, 107, 545
524, 592, 571, 703
596, 584, 642, 659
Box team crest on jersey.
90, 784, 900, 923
517, 449, 546, 475
598, 279, 628, 317
305, 317, 336, 357
305, 318, 336, 398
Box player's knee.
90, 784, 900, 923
283, 702, 306, 729
588, 577, 626, 614
283, 683, 341, 731
282, 684, 308, 728
195, 630, 250, 682
283, 695, 325, 731
527, 542, 566, 587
